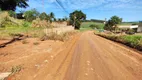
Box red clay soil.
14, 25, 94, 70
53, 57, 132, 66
0, 31, 142, 80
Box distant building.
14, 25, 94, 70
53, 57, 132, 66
137, 21, 142, 32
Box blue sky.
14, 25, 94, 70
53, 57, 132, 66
16, 0, 142, 22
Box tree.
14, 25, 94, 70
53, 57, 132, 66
49, 12, 55, 23
104, 16, 122, 31
0, 0, 29, 11
110, 16, 122, 26
58, 18, 61, 22
69, 10, 86, 29
39, 12, 49, 21
24, 9, 40, 22
53, 18, 57, 21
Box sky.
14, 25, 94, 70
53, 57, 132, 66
16, 0, 142, 22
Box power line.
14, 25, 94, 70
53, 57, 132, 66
55, 0, 69, 14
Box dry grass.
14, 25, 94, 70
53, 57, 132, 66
40, 31, 77, 41
0, 11, 23, 27
22, 40, 29, 44
32, 18, 51, 28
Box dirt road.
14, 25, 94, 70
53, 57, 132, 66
1, 31, 142, 80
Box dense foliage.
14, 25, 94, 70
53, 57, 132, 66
69, 10, 86, 29
0, 0, 29, 11
24, 9, 40, 22
104, 16, 122, 31
39, 12, 49, 21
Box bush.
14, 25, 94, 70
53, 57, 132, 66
89, 24, 99, 29
39, 12, 49, 21
8, 10, 16, 17
0, 11, 23, 27
22, 21, 30, 27
0, 11, 9, 27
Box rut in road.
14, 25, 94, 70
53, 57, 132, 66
12, 31, 142, 80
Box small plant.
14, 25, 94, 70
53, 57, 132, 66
11, 65, 22, 75
22, 22, 30, 27
33, 42, 40, 45
22, 40, 28, 44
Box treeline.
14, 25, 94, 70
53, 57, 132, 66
82, 19, 105, 23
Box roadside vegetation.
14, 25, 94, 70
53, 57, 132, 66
94, 15, 142, 51
0, 8, 76, 41
95, 32, 142, 51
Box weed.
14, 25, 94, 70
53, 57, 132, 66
11, 65, 22, 75
33, 42, 40, 45
22, 40, 28, 44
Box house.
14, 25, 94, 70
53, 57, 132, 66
137, 21, 142, 32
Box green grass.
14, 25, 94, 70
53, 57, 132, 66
80, 22, 104, 31
0, 26, 44, 39
120, 35, 142, 47
95, 32, 142, 51
118, 22, 139, 26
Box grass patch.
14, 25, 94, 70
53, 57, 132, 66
95, 32, 142, 51
80, 22, 104, 31
0, 26, 44, 39
118, 22, 139, 26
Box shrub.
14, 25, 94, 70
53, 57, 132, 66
8, 10, 16, 17
33, 42, 40, 45
39, 12, 49, 21
89, 24, 99, 29
0, 11, 23, 27
0, 11, 9, 27
22, 21, 30, 27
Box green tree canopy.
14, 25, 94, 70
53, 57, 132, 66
69, 10, 86, 29
39, 12, 50, 21
0, 0, 29, 11
104, 16, 122, 31
24, 9, 40, 22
